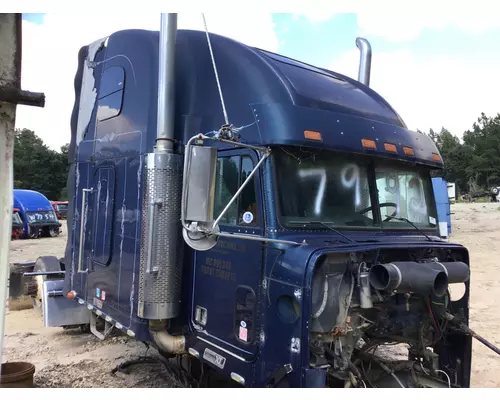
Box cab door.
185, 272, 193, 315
191, 148, 264, 361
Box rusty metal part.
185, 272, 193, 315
443, 312, 500, 356
0, 14, 45, 109
149, 320, 186, 355
8, 261, 36, 299
332, 315, 352, 336
0, 87, 44, 107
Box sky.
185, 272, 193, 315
17, 9, 500, 151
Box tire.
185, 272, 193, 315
492, 187, 499, 195
42, 226, 60, 238
49, 227, 60, 237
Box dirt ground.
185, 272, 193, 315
4, 226, 182, 388
3, 203, 500, 388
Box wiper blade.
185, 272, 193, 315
288, 221, 356, 243
384, 215, 436, 242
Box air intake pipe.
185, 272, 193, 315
369, 261, 448, 297
356, 37, 372, 87
423, 261, 470, 284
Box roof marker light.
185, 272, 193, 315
361, 139, 377, 149
403, 146, 415, 156
304, 130, 322, 141
384, 143, 397, 153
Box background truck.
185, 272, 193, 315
13, 13, 476, 388
13, 189, 61, 239
50, 200, 69, 220
11, 208, 24, 240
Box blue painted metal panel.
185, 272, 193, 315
432, 177, 452, 236
91, 165, 116, 266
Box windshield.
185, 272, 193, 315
375, 165, 436, 228
275, 148, 375, 227
56, 204, 68, 211
274, 147, 438, 230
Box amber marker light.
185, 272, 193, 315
304, 130, 322, 141
361, 138, 377, 149
66, 290, 76, 299
432, 153, 441, 162
403, 146, 415, 156
384, 143, 397, 153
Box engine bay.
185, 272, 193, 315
309, 246, 472, 388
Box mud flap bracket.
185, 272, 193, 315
90, 312, 114, 341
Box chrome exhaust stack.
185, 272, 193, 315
137, 13, 186, 354
356, 37, 372, 87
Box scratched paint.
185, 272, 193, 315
70, 165, 81, 288
76, 37, 106, 146
118, 160, 127, 305
129, 155, 143, 323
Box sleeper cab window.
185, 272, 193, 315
97, 66, 125, 122
214, 155, 259, 227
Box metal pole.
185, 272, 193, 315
0, 109, 15, 375
155, 13, 177, 153
0, 13, 45, 377
0, 13, 18, 376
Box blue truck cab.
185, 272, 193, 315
13, 189, 61, 238
28, 17, 473, 389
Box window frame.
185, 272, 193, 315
271, 146, 440, 233
213, 148, 263, 234
96, 66, 126, 123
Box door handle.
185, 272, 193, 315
78, 187, 93, 273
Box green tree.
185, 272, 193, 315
423, 112, 500, 194
462, 113, 500, 188
13, 128, 69, 200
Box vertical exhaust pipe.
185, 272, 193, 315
356, 37, 372, 87
156, 13, 177, 153
139, 13, 186, 354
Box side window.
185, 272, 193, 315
97, 66, 125, 122
239, 156, 258, 226
214, 154, 259, 227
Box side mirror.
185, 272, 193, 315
184, 144, 218, 224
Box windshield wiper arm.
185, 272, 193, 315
384, 215, 436, 242
289, 221, 356, 243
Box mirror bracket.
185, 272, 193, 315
181, 133, 302, 248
